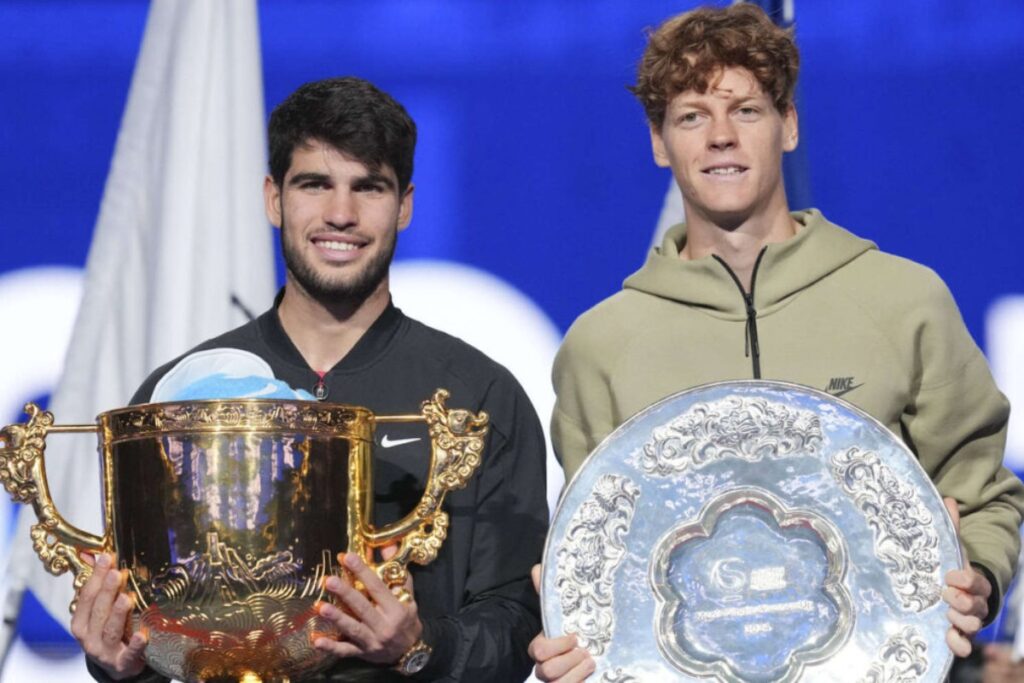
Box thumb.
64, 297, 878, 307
943, 497, 961, 535
531, 564, 541, 595
943, 497, 970, 567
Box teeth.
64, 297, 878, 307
320, 241, 358, 251
707, 167, 744, 175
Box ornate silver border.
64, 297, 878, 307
554, 474, 640, 655
831, 447, 942, 611
858, 627, 929, 682
637, 396, 822, 476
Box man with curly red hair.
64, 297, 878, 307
530, 4, 1024, 681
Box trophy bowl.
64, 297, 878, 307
0, 389, 486, 683
541, 380, 962, 682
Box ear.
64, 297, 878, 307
264, 175, 283, 229
650, 125, 672, 168
782, 104, 799, 153
397, 183, 415, 232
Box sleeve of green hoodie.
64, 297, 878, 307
897, 272, 1023, 619
550, 310, 622, 482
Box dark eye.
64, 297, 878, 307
355, 182, 386, 194
736, 107, 760, 120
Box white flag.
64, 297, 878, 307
4, 0, 273, 630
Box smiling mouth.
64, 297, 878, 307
703, 166, 748, 176
318, 240, 360, 252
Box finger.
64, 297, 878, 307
116, 631, 148, 671
314, 635, 362, 659
945, 568, 992, 598
325, 573, 387, 633
946, 625, 972, 658
101, 593, 134, 645
72, 553, 113, 636
88, 562, 125, 637
317, 601, 373, 650
529, 633, 579, 662
562, 654, 597, 683
532, 564, 541, 594
947, 606, 984, 638
942, 584, 989, 620
341, 553, 402, 615
381, 544, 399, 561
534, 647, 593, 682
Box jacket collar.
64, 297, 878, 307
257, 288, 405, 373
623, 209, 876, 318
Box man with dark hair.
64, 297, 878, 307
530, 4, 1024, 681
73, 76, 548, 682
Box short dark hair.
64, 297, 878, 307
268, 77, 417, 192
632, 4, 799, 127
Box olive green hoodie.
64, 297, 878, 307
552, 208, 1024, 603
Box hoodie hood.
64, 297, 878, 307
623, 209, 876, 318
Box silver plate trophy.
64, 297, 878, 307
541, 381, 961, 682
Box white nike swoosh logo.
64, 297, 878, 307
381, 435, 422, 448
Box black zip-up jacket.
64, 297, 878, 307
88, 296, 548, 682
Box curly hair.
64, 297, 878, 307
268, 77, 417, 193
631, 4, 799, 127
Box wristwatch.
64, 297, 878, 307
394, 639, 433, 676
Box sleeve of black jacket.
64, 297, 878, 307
85, 659, 168, 683
412, 373, 549, 682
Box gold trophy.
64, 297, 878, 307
0, 389, 486, 682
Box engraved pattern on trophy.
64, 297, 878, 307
831, 447, 942, 611
599, 668, 639, 683
555, 474, 640, 655
650, 487, 852, 682
858, 626, 929, 683
138, 545, 339, 681
637, 397, 823, 476
108, 401, 367, 439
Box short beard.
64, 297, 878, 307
280, 216, 396, 306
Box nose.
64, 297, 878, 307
707, 115, 737, 152
324, 189, 357, 229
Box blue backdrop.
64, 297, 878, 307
1, 0, 1023, 649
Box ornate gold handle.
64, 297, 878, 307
356, 389, 488, 592
0, 403, 107, 597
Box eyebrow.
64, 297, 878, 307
286, 170, 397, 191
287, 171, 330, 187
359, 171, 397, 191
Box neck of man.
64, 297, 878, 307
276, 275, 391, 372
679, 186, 796, 292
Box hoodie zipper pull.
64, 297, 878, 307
313, 371, 328, 401
744, 294, 760, 359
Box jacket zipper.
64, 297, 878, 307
713, 249, 766, 380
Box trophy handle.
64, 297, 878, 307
367, 389, 489, 591
0, 403, 107, 593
